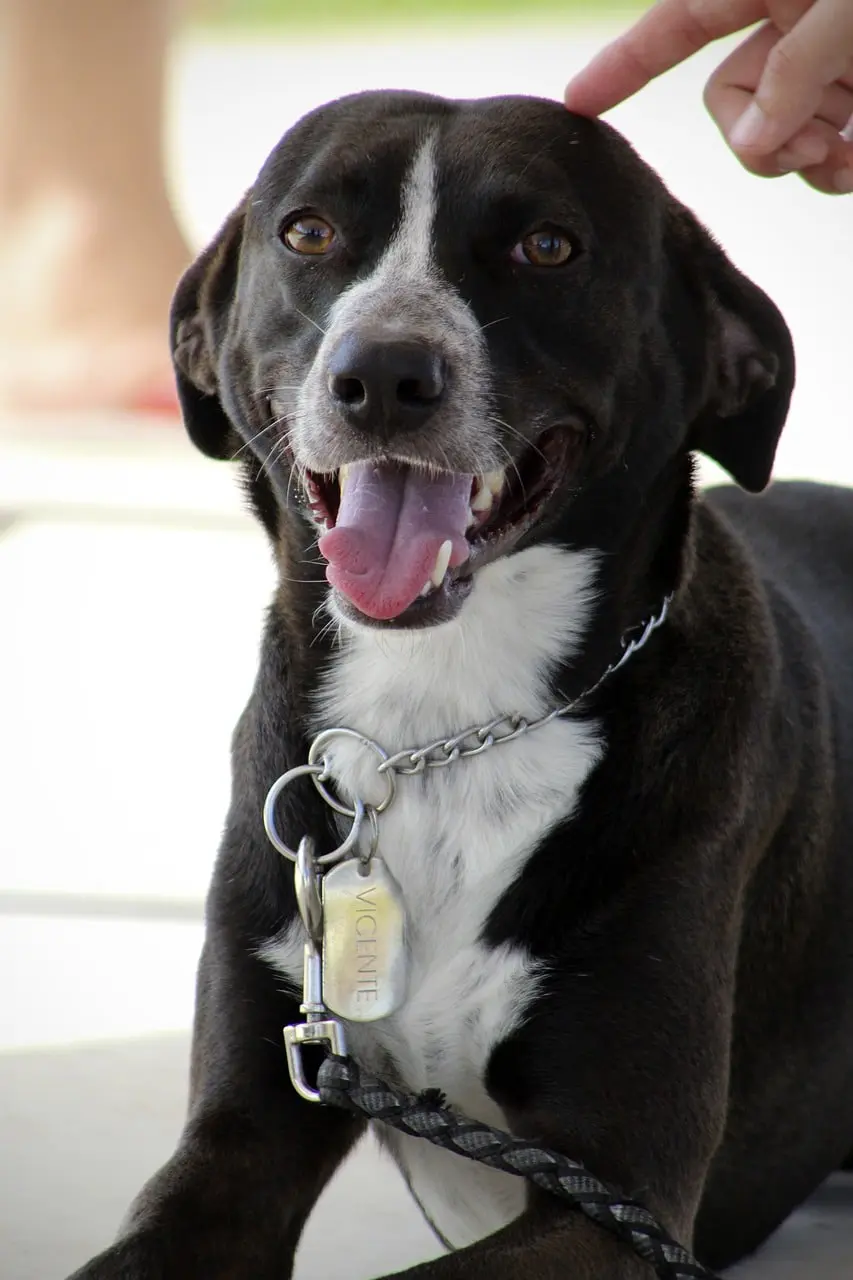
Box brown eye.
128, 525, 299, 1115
511, 227, 574, 267
281, 214, 336, 255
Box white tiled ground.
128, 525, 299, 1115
1, 22, 852, 1280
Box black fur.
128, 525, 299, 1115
67, 93, 853, 1280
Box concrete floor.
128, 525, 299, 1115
2, 21, 853, 1280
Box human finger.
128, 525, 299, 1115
727, 0, 853, 154
564, 0, 766, 117
705, 21, 853, 188
785, 109, 853, 193
709, 87, 853, 190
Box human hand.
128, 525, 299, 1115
564, 0, 853, 194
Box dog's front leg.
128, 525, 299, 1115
66, 933, 364, 1280
385, 1196, 657, 1279
381, 878, 736, 1280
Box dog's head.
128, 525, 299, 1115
172, 91, 794, 629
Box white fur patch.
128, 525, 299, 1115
386, 130, 437, 276
260, 544, 602, 1247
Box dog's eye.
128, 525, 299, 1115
281, 214, 336, 256
511, 227, 574, 267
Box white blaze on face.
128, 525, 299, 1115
328, 131, 441, 328
294, 130, 496, 475
387, 131, 439, 280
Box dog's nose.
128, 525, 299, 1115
326, 335, 445, 437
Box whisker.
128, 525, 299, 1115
511, 142, 550, 187
491, 438, 526, 502
287, 451, 309, 505
259, 434, 289, 482
469, 447, 500, 478
292, 305, 328, 337
230, 420, 281, 461
436, 443, 455, 476
488, 415, 547, 464
312, 613, 341, 649
253, 385, 305, 396
479, 316, 510, 332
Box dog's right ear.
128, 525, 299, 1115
170, 202, 247, 460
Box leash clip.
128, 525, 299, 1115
284, 1018, 347, 1104
282, 835, 348, 1103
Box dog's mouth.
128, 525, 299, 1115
300, 427, 578, 627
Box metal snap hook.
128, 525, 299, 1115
294, 836, 323, 943
284, 1020, 348, 1104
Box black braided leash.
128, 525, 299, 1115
317, 1055, 719, 1280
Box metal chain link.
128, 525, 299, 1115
376, 594, 673, 778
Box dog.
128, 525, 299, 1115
68, 91, 853, 1280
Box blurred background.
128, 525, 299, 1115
1, 2, 851, 1278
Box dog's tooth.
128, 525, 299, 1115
466, 507, 478, 530
470, 478, 494, 513
484, 469, 505, 496
430, 539, 453, 589
339, 464, 350, 498
419, 580, 433, 598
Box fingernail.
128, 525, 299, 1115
776, 137, 830, 172
834, 168, 853, 194
730, 102, 772, 151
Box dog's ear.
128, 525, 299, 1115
668, 205, 795, 493
170, 202, 248, 460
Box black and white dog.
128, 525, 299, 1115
70, 92, 853, 1279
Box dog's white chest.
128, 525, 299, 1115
261, 546, 601, 1247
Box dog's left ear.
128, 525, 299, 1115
170, 201, 248, 460
668, 205, 795, 493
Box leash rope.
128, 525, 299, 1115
317, 1055, 719, 1280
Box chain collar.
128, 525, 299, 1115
375, 593, 673, 777
264, 593, 673, 864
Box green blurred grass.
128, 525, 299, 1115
201, 0, 642, 30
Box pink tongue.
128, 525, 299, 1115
318, 462, 472, 620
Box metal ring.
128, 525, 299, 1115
263, 764, 366, 865
308, 728, 396, 816
315, 797, 365, 866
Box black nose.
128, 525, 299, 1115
326, 335, 445, 438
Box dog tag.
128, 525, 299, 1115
322, 857, 407, 1022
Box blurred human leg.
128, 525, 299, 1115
0, 0, 191, 412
